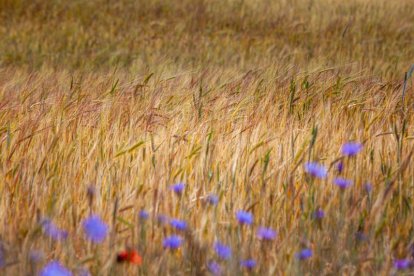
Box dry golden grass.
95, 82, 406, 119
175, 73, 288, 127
0, 0, 414, 275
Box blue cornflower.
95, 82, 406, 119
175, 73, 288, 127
206, 194, 219, 205
236, 211, 253, 225
336, 161, 344, 173
163, 235, 183, 250
82, 215, 108, 244
170, 219, 187, 231
214, 242, 232, 260
139, 210, 149, 220
256, 227, 277, 241
40, 261, 72, 276
240, 259, 256, 269
394, 259, 411, 270
304, 162, 327, 179
295, 248, 312, 260
341, 142, 363, 156
41, 219, 68, 241
334, 177, 353, 189
313, 208, 325, 220
207, 261, 221, 275
170, 182, 185, 195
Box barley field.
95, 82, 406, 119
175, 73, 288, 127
0, 0, 414, 275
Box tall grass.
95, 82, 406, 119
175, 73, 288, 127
0, 0, 413, 275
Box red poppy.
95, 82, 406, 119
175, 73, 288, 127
117, 250, 142, 265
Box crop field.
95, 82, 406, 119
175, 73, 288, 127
0, 0, 414, 275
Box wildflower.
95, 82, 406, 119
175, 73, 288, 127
240, 259, 256, 269
77, 268, 91, 276
170, 219, 187, 231
341, 142, 363, 156
117, 249, 142, 265
139, 210, 149, 220
157, 214, 169, 225
364, 183, 372, 193
207, 261, 221, 275
163, 235, 183, 250
214, 242, 232, 260
336, 161, 344, 173
256, 227, 277, 241
304, 162, 327, 179
313, 208, 325, 220
236, 211, 253, 225
41, 219, 68, 241
206, 194, 219, 205
0, 248, 4, 268
394, 259, 411, 270
334, 177, 353, 189
170, 182, 185, 195
29, 250, 44, 263
40, 261, 72, 276
355, 231, 368, 242
82, 215, 108, 244
295, 248, 312, 260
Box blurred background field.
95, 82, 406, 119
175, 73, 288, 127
1, 0, 413, 75
0, 0, 414, 275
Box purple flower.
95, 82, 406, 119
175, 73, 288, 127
355, 231, 368, 242
313, 208, 325, 220
206, 194, 219, 205
170, 219, 187, 231
394, 259, 411, 270
236, 211, 253, 225
82, 215, 108, 244
207, 261, 221, 275
41, 219, 68, 241
170, 182, 185, 195
0, 248, 4, 268
336, 161, 344, 173
295, 248, 312, 260
77, 268, 91, 276
341, 142, 363, 156
256, 227, 277, 241
40, 261, 72, 276
139, 210, 149, 220
29, 250, 44, 263
334, 177, 353, 189
304, 162, 327, 179
163, 235, 183, 250
240, 259, 256, 269
214, 242, 232, 260
364, 183, 372, 193
157, 214, 169, 225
